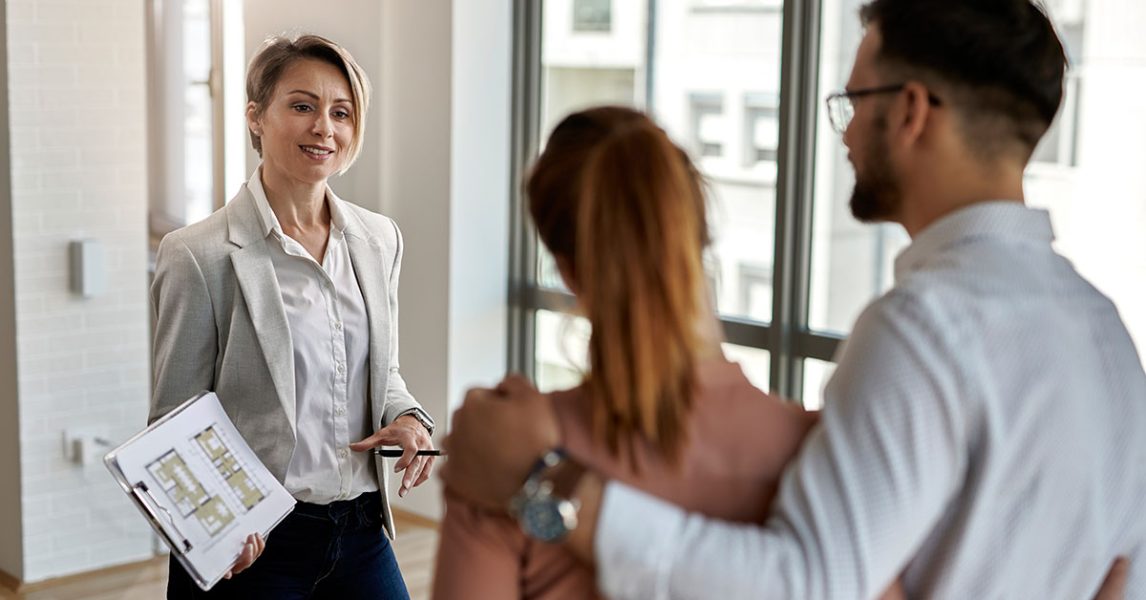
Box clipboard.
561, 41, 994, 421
105, 392, 296, 590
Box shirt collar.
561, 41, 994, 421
893, 200, 1056, 283
246, 164, 348, 240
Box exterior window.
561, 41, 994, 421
690, 93, 726, 158
514, 0, 1146, 403
744, 93, 779, 166
573, 0, 612, 32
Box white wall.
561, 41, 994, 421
376, 0, 453, 519
4, 0, 152, 583
0, 0, 22, 581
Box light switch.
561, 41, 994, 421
69, 239, 106, 298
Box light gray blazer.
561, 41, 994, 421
149, 184, 428, 538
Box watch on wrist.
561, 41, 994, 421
402, 409, 434, 436
510, 448, 586, 543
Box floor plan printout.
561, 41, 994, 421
105, 392, 295, 590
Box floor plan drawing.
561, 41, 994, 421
147, 450, 235, 537
193, 425, 267, 511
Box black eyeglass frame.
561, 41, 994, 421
825, 83, 943, 134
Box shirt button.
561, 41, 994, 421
335, 406, 346, 416
338, 449, 348, 458
335, 321, 343, 331
336, 363, 345, 373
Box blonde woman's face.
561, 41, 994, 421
249, 58, 355, 186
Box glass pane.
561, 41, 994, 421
801, 357, 835, 410
534, 309, 590, 393
1024, 2, 1146, 368
808, 0, 908, 335
573, 0, 612, 32
811, 1, 1146, 366
183, 0, 214, 224
538, 0, 783, 324
721, 343, 770, 392
534, 310, 773, 395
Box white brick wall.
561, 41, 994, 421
7, 0, 152, 582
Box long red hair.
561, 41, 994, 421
527, 106, 710, 466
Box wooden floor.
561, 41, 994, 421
0, 513, 440, 600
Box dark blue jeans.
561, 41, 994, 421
167, 491, 410, 599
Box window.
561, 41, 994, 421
573, 0, 612, 32
689, 93, 725, 158
513, 0, 794, 398
744, 93, 779, 166
147, 0, 246, 245
512, 0, 1146, 407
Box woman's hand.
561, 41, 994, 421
350, 414, 435, 497
223, 533, 265, 579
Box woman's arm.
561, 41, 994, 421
149, 235, 217, 423
432, 494, 527, 600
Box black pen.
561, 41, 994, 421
371, 448, 445, 457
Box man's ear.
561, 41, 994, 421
892, 80, 934, 146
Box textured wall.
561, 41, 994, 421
6, 0, 152, 582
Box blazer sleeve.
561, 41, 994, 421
149, 235, 217, 424
379, 218, 432, 428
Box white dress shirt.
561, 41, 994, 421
249, 169, 379, 504
596, 201, 1146, 599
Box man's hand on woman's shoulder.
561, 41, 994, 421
440, 375, 561, 512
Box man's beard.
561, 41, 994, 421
849, 117, 902, 223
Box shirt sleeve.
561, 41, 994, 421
595, 292, 972, 599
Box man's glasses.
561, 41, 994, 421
825, 84, 942, 134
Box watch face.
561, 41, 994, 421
520, 496, 576, 543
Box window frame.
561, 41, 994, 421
508, 0, 844, 403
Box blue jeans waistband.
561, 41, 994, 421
291, 490, 381, 522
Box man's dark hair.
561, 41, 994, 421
859, 0, 1066, 159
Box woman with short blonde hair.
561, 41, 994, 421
153, 33, 431, 598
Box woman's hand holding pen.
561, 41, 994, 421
350, 415, 436, 497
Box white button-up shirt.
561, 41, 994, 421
597, 202, 1146, 599
249, 169, 378, 504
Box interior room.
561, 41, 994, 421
0, 0, 1143, 598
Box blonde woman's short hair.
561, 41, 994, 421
246, 33, 371, 173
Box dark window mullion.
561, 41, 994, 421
721, 317, 772, 350
770, 0, 821, 400
796, 331, 843, 363
507, 0, 544, 379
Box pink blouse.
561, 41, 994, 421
433, 360, 818, 599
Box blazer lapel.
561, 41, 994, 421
227, 190, 298, 434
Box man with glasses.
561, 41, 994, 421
442, 0, 1145, 597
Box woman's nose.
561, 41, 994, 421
312, 113, 333, 137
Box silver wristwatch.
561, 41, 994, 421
401, 409, 435, 436
509, 449, 586, 543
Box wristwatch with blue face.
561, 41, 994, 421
510, 448, 586, 543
